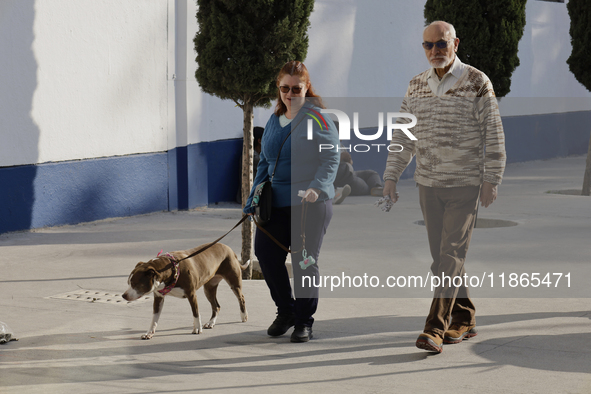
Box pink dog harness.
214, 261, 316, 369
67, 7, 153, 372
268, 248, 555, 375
157, 251, 180, 296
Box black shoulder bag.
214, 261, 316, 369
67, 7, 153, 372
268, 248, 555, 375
251, 115, 306, 226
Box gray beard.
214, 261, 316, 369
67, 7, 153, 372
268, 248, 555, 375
429, 57, 451, 69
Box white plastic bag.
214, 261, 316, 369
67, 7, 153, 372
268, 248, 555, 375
0, 321, 17, 344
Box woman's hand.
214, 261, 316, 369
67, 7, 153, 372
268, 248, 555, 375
302, 188, 320, 203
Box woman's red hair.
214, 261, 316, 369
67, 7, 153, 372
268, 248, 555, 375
274, 61, 325, 117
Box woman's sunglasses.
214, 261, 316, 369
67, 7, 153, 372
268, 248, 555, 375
279, 85, 303, 94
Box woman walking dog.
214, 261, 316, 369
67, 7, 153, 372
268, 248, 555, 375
244, 61, 339, 342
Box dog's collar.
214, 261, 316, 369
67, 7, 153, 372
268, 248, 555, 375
157, 252, 180, 296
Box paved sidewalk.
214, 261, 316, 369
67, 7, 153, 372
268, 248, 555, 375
1, 155, 590, 394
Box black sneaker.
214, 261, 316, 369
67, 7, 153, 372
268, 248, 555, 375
267, 314, 295, 337
290, 325, 313, 342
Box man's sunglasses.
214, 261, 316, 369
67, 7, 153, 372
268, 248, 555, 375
279, 85, 303, 94
422, 39, 455, 50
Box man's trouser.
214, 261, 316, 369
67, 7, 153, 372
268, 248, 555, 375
419, 185, 480, 337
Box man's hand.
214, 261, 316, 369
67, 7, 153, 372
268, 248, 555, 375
480, 181, 497, 208
383, 179, 399, 203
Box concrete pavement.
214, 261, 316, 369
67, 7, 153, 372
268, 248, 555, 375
1, 155, 590, 393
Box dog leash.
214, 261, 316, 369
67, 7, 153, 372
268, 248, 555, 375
253, 216, 290, 253
156, 200, 310, 292
159, 198, 307, 264
252, 202, 308, 254
167, 114, 306, 262
175, 215, 250, 263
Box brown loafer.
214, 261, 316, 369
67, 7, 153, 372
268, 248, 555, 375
443, 324, 478, 344
416, 332, 443, 353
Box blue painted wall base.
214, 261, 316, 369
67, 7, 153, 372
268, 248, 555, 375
0, 140, 243, 234
167, 139, 242, 211
0, 154, 168, 234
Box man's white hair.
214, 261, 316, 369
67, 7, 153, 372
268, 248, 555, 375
425, 21, 457, 39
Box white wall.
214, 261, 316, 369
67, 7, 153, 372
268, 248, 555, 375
1, 0, 169, 167
171, 0, 244, 149
303, 0, 591, 121
0, 0, 39, 167
510, 0, 588, 98
255, 0, 591, 130
306, 0, 425, 98
193, 0, 429, 138
502, 0, 591, 116
2, 0, 589, 168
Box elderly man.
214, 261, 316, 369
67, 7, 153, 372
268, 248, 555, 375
383, 21, 506, 353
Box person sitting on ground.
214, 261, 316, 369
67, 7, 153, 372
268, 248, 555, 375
333, 151, 383, 204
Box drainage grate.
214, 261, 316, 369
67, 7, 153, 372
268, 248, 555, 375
46, 289, 151, 305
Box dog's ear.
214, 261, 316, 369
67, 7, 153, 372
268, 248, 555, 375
128, 262, 145, 284
147, 267, 157, 277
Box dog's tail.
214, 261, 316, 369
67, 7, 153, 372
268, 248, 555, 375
237, 254, 251, 271
239, 259, 251, 271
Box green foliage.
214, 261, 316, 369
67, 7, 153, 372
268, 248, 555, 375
424, 0, 527, 97
194, 0, 314, 109
567, 0, 591, 196
567, 0, 591, 92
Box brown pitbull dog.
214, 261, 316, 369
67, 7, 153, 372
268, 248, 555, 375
123, 243, 249, 339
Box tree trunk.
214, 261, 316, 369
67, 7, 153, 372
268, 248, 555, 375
241, 102, 254, 278
582, 131, 591, 196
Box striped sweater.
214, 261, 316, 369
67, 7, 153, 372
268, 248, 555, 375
384, 65, 506, 187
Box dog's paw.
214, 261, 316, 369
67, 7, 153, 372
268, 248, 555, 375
191, 327, 203, 334
241, 311, 248, 322
141, 333, 154, 340
203, 319, 216, 329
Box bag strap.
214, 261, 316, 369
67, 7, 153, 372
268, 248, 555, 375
253, 110, 312, 253
270, 114, 307, 182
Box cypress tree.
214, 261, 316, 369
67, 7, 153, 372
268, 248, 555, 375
566, 0, 591, 195
194, 0, 314, 275
424, 0, 527, 97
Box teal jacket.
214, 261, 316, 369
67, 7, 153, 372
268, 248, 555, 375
244, 103, 340, 214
